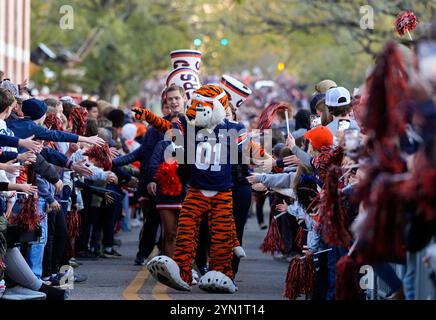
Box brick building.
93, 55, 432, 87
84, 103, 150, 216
0, 0, 31, 83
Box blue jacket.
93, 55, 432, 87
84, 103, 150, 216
6, 118, 79, 152
0, 134, 20, 163
0, 142, 73, 169
0, 134, 19, 148
0, 151, 18, 163
40, 147, 72, 168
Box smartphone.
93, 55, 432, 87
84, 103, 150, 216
417, 40, 436, 91
344, 128, 360, 156
310, 115, 321, 128
337, 119, 351, 132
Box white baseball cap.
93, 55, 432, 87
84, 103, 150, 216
60, 95, 77, 105
325, 87, 351, 107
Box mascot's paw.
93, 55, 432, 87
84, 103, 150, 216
131, 107, 147, 121
146, 256, 191, 291
234, 246, 246, 258
199, 271, 236, 294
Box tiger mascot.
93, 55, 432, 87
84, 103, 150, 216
132, 84, 268, 293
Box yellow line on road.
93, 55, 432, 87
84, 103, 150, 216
152, 281, 172, 300
122, 266, 150, 300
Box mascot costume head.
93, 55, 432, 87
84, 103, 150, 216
185, 84, 229, 129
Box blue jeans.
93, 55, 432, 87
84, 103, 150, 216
121, 190, 131, 232
373, 263, 403, 296
232, 185, 252, 276
403, 252, 416, 300
59, 186, 72, 215
320, 241, 348, 300
26, 198, 48, 279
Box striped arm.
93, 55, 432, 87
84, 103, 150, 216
131, 107, 172, 133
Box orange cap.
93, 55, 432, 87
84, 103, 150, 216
303, 126, 333, 151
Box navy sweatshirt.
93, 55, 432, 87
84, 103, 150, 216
6, 118, 79, 152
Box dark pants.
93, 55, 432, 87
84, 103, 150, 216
99, 188, 123, 249
319, 242, 348, 300
76, 208, 91, 253
42, 209, 68, 277
253, 191, 267, 226
231, 185, 252, 276
280, 214, 300, 254
88, 206, 103, 251
270, 194, 297, 254
59, 186, 73, 264
195, 215, 209, 275
312, 251, 329, 300
76, 189, 99, 253
137, 197, 161, 259
372, 263, 403, 296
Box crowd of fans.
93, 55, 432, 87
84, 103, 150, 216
0, 78, 145, 299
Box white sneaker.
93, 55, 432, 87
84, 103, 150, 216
130, 218, 142, 228
192, 269, 199, 286
273, 251, 285, 260
0, 280, 5, 299
233, 246, 246, 258
1, 285, 46, 300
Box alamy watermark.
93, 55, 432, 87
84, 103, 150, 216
359, 265, 375, 290
162, 126, 273, 170
59, 5, 74, 30
59, 265, 75, 290
360, 5, 374, 30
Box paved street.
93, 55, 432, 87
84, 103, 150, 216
69, 212, 289, 300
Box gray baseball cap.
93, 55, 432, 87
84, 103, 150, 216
0, 80, 24, 100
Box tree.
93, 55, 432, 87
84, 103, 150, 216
30, 0, 436, 102
31, 0, 193, 101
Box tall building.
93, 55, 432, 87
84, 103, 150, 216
0, 0, 31, 83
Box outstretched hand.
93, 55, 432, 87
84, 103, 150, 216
275, 200, 288, 213
246, 174, 259, 184
71, 159, 93, 177
0, 159, 22, 175
85, 135, 105, 147
131, 107, 147, 121
18, 135, 43, 153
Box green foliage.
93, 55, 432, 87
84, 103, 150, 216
30, 0, 436, 102
31, 0, 192, 101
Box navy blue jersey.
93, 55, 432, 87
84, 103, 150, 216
173, 117, 248, 191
